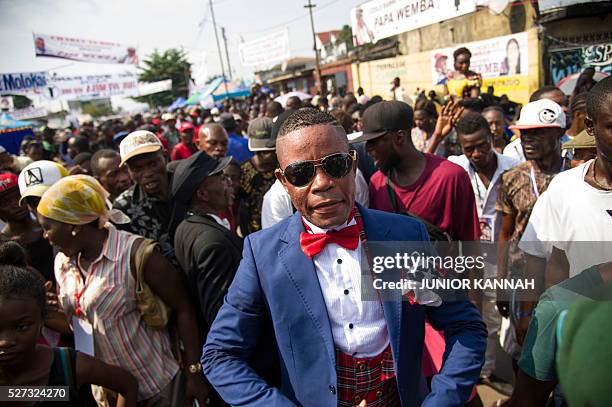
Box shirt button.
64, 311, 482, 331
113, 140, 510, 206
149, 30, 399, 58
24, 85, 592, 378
376, 390, 384, 397
337, 258, 342, 264
354, 395, 362, 403
344, 289, 349, 295
349, 323, 354, 329
358, 363, 366, 371
329, 385, 336, 394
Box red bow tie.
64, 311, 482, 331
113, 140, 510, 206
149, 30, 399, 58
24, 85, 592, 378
300, 223, 359, 258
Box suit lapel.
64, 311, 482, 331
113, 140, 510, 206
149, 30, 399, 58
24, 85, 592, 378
279, 213, 336, 364
188, 214, 242, 251
359, 206, 403, 362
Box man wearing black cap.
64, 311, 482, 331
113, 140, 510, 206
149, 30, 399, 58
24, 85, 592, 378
220, 113, 252, 164
238, 117, 278, 236
172, 151, 240, 335
172, 151, 280, 404
356, 100, 479, 243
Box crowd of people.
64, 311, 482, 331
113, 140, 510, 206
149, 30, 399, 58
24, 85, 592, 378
0, 44, 610, 407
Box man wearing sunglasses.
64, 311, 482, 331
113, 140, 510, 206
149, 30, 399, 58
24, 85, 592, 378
203, 108, 486, 407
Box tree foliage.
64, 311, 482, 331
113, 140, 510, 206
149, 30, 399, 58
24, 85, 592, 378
338, 25, 354, 50
134, 48, 191, 107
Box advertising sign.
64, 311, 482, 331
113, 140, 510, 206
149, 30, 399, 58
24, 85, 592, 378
33, 33, 138, 64
351, 0, 477, 46
238, 28, 290, 67
49, 71, 139, 101
0, 71, 48, 94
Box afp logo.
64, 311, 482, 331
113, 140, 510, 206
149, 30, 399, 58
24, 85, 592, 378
24, 167, 43, 187
538, 108, 557, 124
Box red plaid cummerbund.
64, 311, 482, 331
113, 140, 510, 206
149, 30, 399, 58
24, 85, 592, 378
335, 344, 401, 407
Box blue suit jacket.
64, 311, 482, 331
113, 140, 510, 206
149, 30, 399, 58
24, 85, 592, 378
202, 206, 487, 406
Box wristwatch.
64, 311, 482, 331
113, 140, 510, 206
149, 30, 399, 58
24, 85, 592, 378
187, 362, 203, 374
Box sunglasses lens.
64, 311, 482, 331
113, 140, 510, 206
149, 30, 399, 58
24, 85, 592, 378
284, 162, 315, 187
322, 153, 352, 179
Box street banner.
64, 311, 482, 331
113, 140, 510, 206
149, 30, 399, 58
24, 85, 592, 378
137, 80, 172, 96
0, 71, 49, 94
238, 28, 290, 67
33, 33, 138, 64
351, 0, 477, 46
49, 71, 139, 101
430, 32, 530, 102
10, 107, 48, 120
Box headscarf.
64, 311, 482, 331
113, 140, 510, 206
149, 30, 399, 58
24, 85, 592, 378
37, 174, 130, 227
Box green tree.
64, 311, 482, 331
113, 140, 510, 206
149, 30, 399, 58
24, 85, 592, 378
337, 24, 354, 50
134, 48, 191, 107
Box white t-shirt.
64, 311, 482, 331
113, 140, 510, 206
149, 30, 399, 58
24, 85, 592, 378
503, 138, 525, 163
261, 169, 370, 229
519, 160, 612, 277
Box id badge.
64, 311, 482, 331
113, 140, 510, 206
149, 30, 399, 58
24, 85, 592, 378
72, 315, 95, 356
479, 215, 495, 243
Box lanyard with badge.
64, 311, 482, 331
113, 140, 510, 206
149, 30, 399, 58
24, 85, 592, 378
71, 258, 95, 356
529, 159, 566, 199
469, 164, 496, 242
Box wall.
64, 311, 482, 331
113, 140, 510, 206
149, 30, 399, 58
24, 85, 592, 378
352, 28, 542, 104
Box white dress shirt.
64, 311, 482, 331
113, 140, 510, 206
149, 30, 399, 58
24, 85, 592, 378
207, 213, 231, 230
261, 169, 370, 229
302, 216, 389, 358
503, 138, 525, 163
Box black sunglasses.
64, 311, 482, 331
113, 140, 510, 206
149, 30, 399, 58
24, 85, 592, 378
280, 151, 356, 187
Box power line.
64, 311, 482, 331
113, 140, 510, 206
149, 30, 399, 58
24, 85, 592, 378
236, 0, 341, 36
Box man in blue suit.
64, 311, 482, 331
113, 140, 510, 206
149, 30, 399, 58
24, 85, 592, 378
202, 108, 487, 406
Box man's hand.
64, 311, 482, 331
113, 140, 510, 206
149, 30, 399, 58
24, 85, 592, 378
434, 99, 464, 139
185, 373, 210, 406
44, 280, 60, 313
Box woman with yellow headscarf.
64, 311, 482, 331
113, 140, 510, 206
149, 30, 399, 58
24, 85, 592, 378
37, 175, 210, 406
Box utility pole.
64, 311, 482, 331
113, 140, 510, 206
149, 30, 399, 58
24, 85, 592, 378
304, 0, 322, 93
208, 0, 229, 94
221, 27, 232, 80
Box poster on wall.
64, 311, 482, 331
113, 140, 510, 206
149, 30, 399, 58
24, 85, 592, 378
33, 33, 138, 65
429, 32, 530, 102
351, 0, 477, 46
549, 42, 612, 94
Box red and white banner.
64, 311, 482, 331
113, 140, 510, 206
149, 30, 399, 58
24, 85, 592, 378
33, 33, 138, 65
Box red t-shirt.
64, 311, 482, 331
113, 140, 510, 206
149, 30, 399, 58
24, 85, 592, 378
368, 153, 479, 241
170, 142, 197, 161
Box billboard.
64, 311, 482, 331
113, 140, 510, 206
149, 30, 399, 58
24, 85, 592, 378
238, 28, 290, 67
33, 33, 138, 65
351, 0, 478, 46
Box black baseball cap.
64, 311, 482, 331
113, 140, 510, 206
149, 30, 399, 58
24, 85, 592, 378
265, 109, 297, 149
351, 100, 414, 143
171, 151, 232, 204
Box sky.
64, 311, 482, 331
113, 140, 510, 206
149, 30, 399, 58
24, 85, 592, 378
0, 0, 365, 83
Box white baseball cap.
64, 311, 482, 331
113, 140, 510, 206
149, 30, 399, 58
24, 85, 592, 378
119, 130, 163, 167
510, 99, 566, 130
18, 160, 69, 205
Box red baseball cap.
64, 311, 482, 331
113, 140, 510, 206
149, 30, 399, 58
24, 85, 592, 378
179, 122, 195, 133
151, 118, 161, 126
0, 173, 18, 193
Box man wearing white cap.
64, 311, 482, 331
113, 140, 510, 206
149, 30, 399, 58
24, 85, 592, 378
495, 98, 567, 352
113, 130, 177, 262
18, 160, 69, 214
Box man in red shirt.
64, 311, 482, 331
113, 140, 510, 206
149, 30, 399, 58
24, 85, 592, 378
171, 122, 198, 161
354, 100, 479, 242
355, 100, 483, 404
